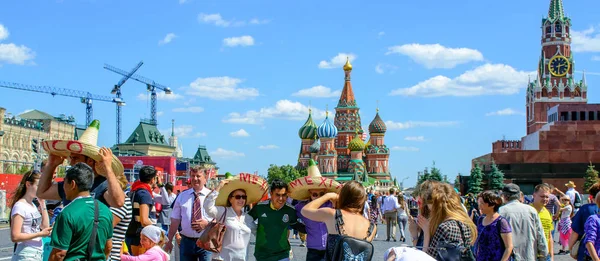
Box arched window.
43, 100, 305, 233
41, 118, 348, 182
552, 87, 559, 97
542, 88, 548, 97
546, 26, 552, 34
564, 88, 571, 98
555, 23, 562, 33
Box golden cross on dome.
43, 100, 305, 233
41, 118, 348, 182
325, 104, 329, 117
308, 100, 312, 113
376, 100, 379, 112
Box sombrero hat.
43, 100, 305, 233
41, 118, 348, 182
41, 120, 125, 178
215, 173, 268, 207
289, 159, 342, 200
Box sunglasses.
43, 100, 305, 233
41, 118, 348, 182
311, 192, 326, 198
231, 195, 247, 200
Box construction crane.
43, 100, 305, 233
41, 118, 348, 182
103, 64, 172, 125
108, 61, 143, 144
0, 81, 125, 126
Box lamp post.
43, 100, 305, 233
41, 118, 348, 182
400, 177, 409, 191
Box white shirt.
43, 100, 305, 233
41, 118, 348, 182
382, 195, 400, 213
171, 187, 213, 238
566, 188, 578, 206
11, 201, 42, 249
154, 187, 176, 206
561, 205, 573, 219
204, 191, 256, 261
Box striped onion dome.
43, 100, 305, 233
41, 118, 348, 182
348, 133, 366, 151
368, 111, 387, 134
309, 139, 321, 153
317, 113, 338, 138
298, 111, 318, 139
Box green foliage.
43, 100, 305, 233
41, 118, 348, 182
18, 165, 31, 174
56, 166, 66, 178
267, 164, 303, 184
454, 174, 461, 191
488, 161, 505, 190
429, 161, 443, 182
443, 175, 449, 184
417, 168, 430, 187
468, 164, 484, 195
584, 163, 599, 192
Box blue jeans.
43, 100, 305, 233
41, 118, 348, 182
12, 244, 42, 261
180, 236, 212, 261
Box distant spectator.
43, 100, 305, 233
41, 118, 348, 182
125, 166, 158, 256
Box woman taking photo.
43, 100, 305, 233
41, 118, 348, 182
301, 181, 377, 261
203, 174, 267, 261
419, 183, 477, 260
10, 170, 52, 261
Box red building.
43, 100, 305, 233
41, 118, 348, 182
472, 0, 598, 194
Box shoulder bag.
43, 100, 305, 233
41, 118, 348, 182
196, 208, 227, 253
436, 220, 476, 261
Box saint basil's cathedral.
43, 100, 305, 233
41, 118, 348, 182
296, 59, 393, 185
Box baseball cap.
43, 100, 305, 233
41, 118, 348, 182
502, 183, 520, 194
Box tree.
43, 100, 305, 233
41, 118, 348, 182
429, 161, 443, 182
454, 174, 461, 191
584, 163, 599, 192
443, 175, 449, 184
267, 164, 303, 184
417, 168, 431, 187
468, 164, 484, 195
18, 165, 31, 174
488, 161, 505, 190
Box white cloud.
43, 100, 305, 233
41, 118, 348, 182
158, 33, 177, 46
318, 53, 357, 69
485, 108, 525, 116
160, 125, 207, 138
0, 43, 35, 65
230, 129, 250, 137
592, 56, 600, 61
0, 24, 9, 41
390, 63, 534, 97
404, 136, 426, 142
378, 31, 385, 37
375, 63, 398, 74
157, 111, 164, 117
172, 106, 204, 113
386, 43, 484, 69
572, 27, 600, 53
386, 121, 459, 130
137, 92, 183, 101
375, 64, 384, 74
183, 76, 259, 100
223, 99, 325, 124
194, 132, 207, 137
249, 18, 269, 25
211, 148, 245, 158
198, 13, 267, 27
391, 146, 420, 152
292, 85, 340, 98
258, 145, 279, 150
223, 36, 254, 47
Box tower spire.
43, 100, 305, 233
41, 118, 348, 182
548, 0, 565, 21
583, 70, 587, 86
338, 59, 357, 108
171, 119, 175, 137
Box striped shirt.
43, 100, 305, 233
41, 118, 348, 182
109, 196, 132, 261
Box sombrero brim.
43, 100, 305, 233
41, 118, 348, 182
215, 175, 268, 207
42, 140, 125, 178
289, 177, 342, 200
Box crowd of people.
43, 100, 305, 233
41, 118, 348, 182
8, 119, 600, 261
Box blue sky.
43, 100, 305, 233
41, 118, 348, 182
1, 0, 600, 187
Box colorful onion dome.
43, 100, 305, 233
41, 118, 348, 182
368, 110, 387, 134
309, 139, 321, 153
343, 57, 352, 71
317, 112, 338, 138
348, 133, 366, 151
298, 110, 318, 139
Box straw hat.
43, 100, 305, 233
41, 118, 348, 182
566, 181, 577, 188
215, 173, 268, 207
42, 120, 124, 177
289, 159, 343, 200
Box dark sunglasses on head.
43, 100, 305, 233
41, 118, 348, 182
231, 195, 247, 200
311, 192, 326, 198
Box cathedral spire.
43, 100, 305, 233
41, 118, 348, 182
338, 58, 357, 108
548, 0, 565, 21
171, 119, 175, 137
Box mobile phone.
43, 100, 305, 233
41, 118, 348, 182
409, 208, 418, 218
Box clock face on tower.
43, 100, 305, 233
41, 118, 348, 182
548, 55, 570, 77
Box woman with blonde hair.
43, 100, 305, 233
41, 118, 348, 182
302, 180, 377, 261
418, 182, 477, 260
10, 170, 52, 261
408, 180, 441, 248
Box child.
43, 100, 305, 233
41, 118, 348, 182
121, 226, 170, 261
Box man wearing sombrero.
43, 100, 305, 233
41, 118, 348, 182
565, 181, 582, 214
289, 159, 342, 261
36, 120, 126, 208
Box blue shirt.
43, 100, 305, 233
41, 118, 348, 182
295, 200, 332, 251
572, 203, 600, 261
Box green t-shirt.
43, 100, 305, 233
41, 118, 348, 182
50, 197, 114, 261
249, 201, 299, 261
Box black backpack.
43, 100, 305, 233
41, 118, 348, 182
329, 209, 375, 261
574, 192, 582, 208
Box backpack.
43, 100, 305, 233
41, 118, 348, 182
328, 209, 375, 261
574, 192, 582, 208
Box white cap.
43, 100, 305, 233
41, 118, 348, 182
141, 225, 163, 244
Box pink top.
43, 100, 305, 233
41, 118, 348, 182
121, 246, 170, 261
